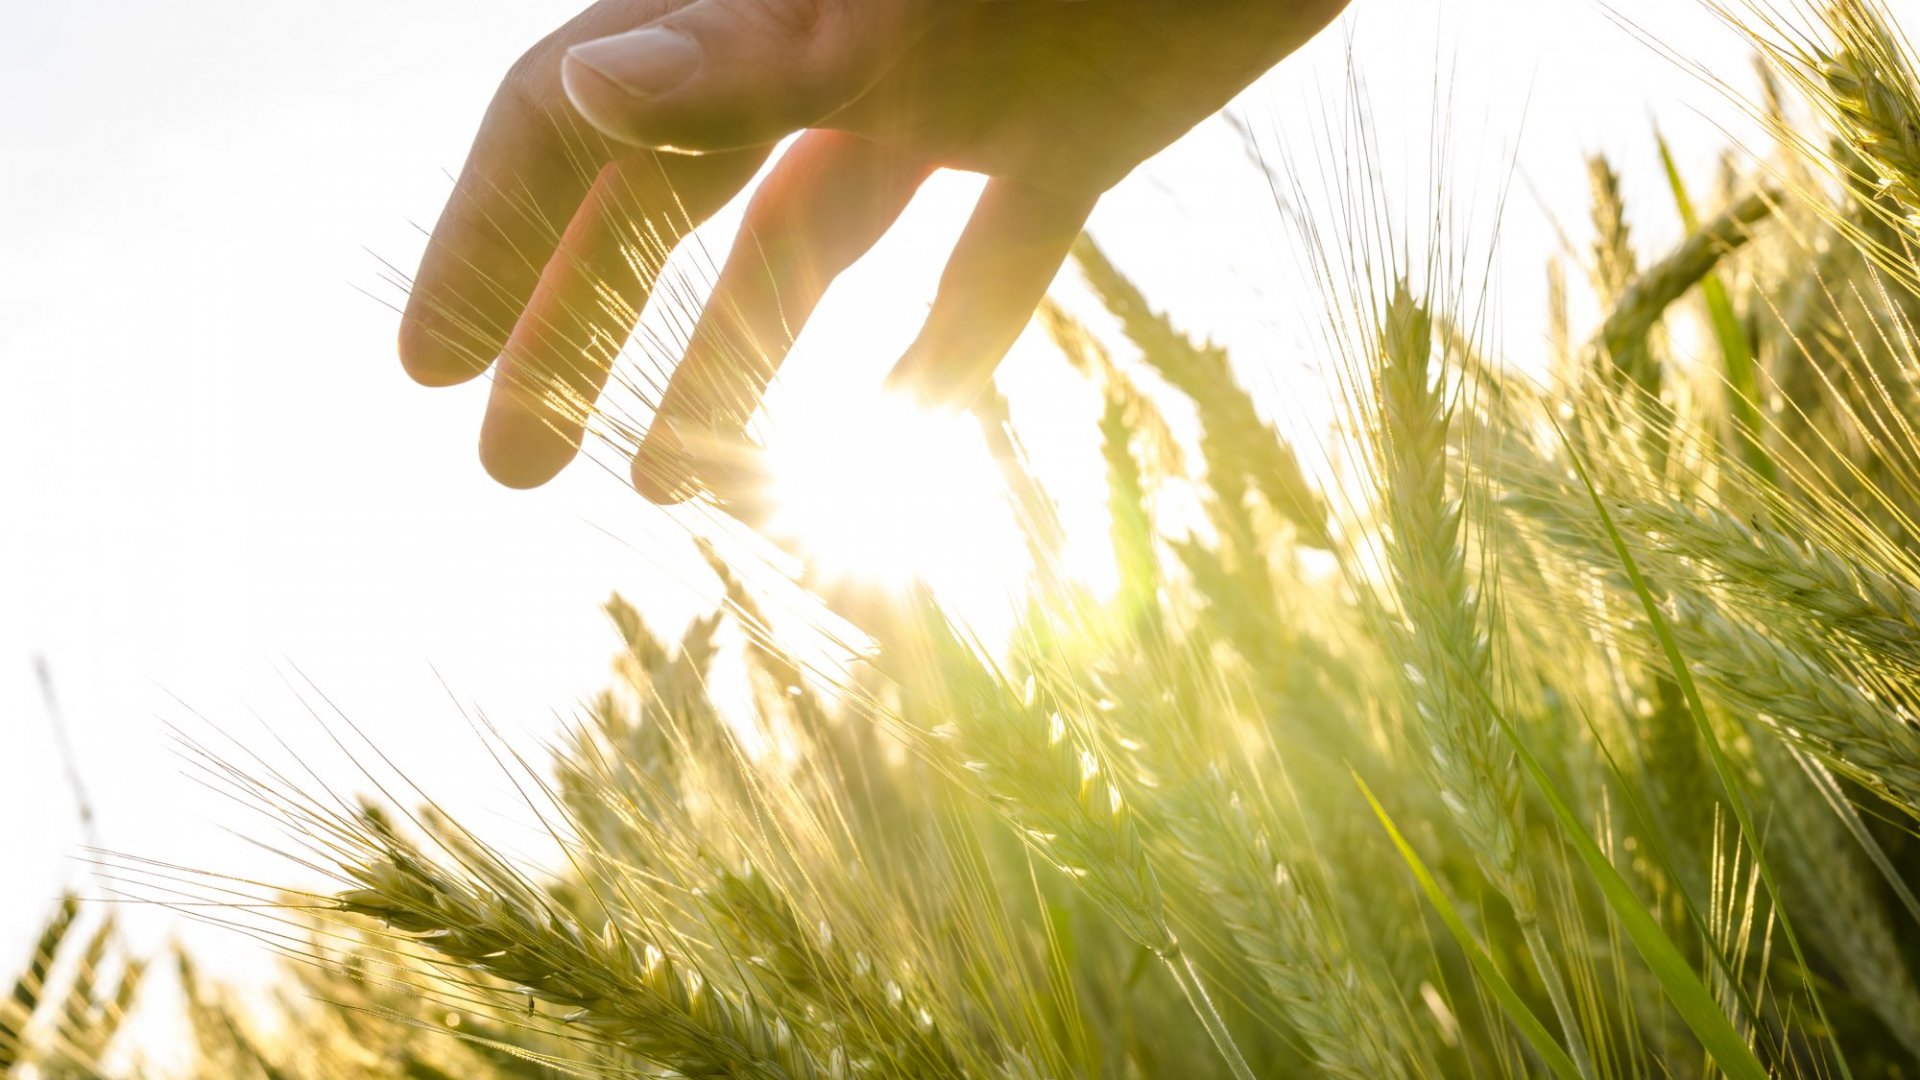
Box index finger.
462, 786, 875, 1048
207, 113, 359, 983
396, 2, 685, 388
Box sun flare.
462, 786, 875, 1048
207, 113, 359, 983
761, 390, 1031, 624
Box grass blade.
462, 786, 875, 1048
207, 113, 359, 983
1355, 774, 1583, 1080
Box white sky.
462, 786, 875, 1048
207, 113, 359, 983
0, 0, 1764, 1001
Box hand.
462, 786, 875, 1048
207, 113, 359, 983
397, 0, 1349, 500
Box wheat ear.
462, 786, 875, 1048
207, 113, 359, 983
335, 811, 834, 1080
1376, 283, 1598, 1076
1671, 594, 1920, 814
1819, 1, 1920, 223
1625, 499, 1920, 672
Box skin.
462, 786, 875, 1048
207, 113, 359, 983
397, 0, 1352, 501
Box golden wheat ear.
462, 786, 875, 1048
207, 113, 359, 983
0, 896, 77, 1073
0, 896, 145, 1077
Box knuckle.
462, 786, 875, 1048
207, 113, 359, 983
502, 38, 559, 114
748, 0, 830, 42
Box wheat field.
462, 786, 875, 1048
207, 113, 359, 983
10, 1, 1920, 1077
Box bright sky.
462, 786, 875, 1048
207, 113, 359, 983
0, 0, 1764, 1012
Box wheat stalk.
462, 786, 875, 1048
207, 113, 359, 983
1595, 190, 1776, 385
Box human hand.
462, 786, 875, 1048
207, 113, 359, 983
397, 0, 1349, 500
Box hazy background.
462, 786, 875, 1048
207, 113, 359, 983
1, 0, 1759, 985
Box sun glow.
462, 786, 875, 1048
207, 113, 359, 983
761, 390, 1031, 629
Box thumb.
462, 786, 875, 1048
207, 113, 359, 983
561, 0, 928, 152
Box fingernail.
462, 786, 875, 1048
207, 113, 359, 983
568, 27, 701, 97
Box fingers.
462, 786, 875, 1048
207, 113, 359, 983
398, 1, 709, 388
478, 147, 770, 488
400, 0, 915, 391
886, 179, 1097, 410
561, 0, 932, 153
633, 131, 931, 503
398, 59, 619, 388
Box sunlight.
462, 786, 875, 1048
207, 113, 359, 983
761, 389, 1031, 629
